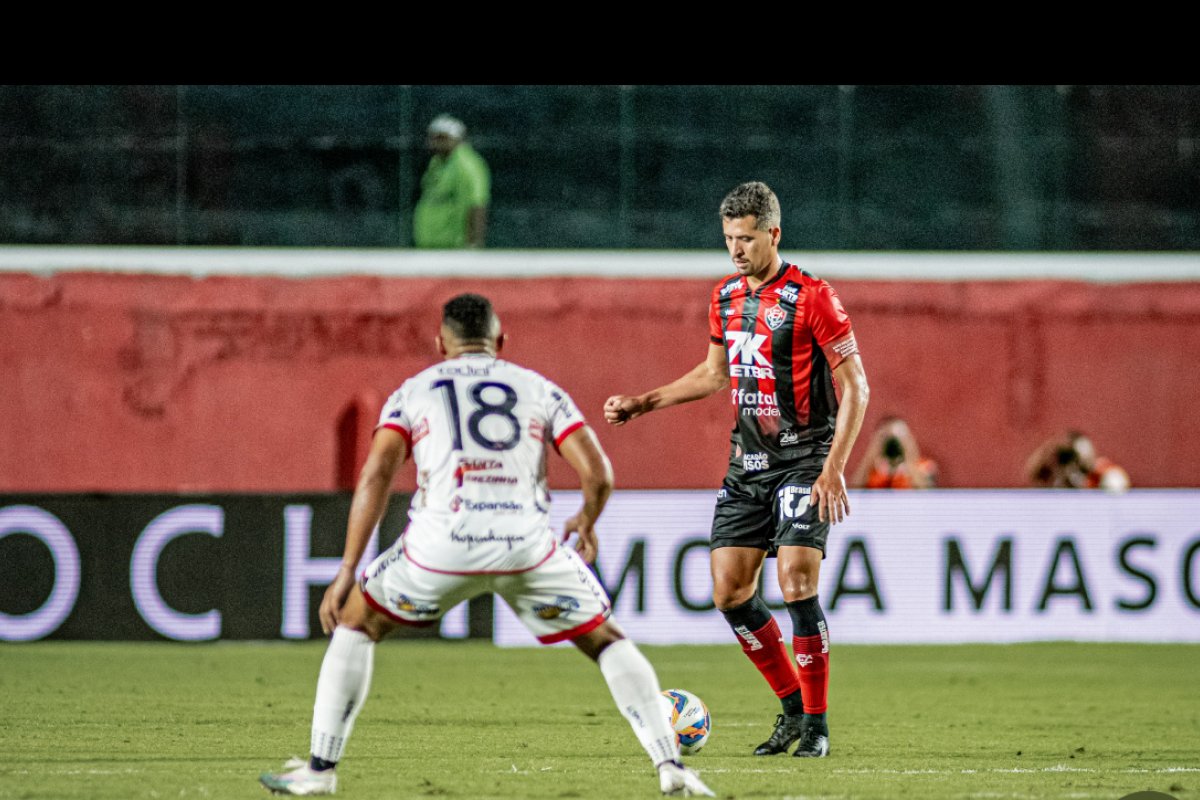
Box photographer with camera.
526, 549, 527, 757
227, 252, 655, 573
1026, 431, 1130, 492
852, 416, 938, 489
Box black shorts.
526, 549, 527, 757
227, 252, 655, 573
710, 464, 828, 556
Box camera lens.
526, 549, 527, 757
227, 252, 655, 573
883, 437, 904, 460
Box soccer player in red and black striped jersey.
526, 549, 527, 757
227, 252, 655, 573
604, 181, 869, 759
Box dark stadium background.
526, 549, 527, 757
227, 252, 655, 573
2, 86, 1197, 648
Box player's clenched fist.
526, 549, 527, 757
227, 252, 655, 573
604, 395, 645, 426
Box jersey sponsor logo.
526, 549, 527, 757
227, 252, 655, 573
777, 485, 812, 520
368, 547, 405, 579
450, 529, 528, 550
533, 594, 581, 620
461, 499, 524, 512
743, 452, 769, 471
724, 308, 735, 316
725, 330, 775, 379
465, 473, 519, 485
730, 364, 775, 378
454, 457, 503, 487
716, 488, 729, 500
720, 280, 741, 297
764, 304, 786, 331
416, 469, 430, 508
791, 521, 810, 530
528, 419, 545, 442
411, 418, 430, 445
387, 407, 404, 419
726, 331, 771, 365
779, 430, 799, 446
733, 624, 764, 651
732, 388, 781, 417
393, 593, 440, 616
777, 285, 799, 303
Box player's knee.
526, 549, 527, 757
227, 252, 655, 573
779, 574, 818, 602
712, 584, 757, 611
338, 595, 396, 643
337, 616, 386, 643
572, 620, 625, 661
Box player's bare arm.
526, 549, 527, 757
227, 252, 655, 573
319, 427, 408, 634
812, 354, 869, 525
556, 425, 614, 564
604, 343, 729, 426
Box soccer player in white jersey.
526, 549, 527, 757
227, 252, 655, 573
260, 294, 713, 797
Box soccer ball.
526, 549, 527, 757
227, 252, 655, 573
661, 689, 711, 755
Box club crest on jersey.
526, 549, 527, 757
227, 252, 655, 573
764, 304, 786, 331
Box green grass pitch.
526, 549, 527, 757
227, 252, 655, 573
0, 642, 1196, 799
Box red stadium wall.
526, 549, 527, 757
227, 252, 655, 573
1, 272, 1197, 491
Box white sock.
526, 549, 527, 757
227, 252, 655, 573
597, 638, 680, 767
310, 626, 375, 764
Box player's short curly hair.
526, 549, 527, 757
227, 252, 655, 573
719, 181, 781, 231
442, 293, 499, 341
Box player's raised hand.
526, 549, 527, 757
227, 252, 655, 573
811, 466, 850, 525
603, 395, 644, 426
563, 512, 599, 563
318, 566, 356, 635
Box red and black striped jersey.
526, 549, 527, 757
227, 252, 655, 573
709, 262, 859, 469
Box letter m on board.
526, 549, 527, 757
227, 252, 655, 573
943, 537, 1013, 611
593, 539, 646, 613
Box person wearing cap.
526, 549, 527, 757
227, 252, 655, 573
412, 114, 491, 248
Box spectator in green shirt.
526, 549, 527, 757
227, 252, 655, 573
412, 115, 491, 248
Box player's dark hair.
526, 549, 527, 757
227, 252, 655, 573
719, 181, 781, 231
442, 293, 498, 341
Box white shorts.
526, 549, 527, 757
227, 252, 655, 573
359, 541, 612, 644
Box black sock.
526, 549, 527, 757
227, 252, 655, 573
719, 595, 772, 630
781, 689, 805, 716
309, 756, 337, 772
785, 595, 826, 639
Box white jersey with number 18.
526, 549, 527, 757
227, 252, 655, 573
377, 353, 586, 574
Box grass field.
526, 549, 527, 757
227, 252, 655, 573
0, 642, 1196, 800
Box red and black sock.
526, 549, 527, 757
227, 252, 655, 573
721, 596, 801, 702
786, 595, 830, 715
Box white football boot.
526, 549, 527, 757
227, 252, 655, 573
658, 761, 715, 797
259, 758, 337, 796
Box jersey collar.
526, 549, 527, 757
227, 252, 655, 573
751, 258, 789, 296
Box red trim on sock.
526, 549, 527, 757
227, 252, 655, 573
734, 617, 800, 699
793, 633, 829, 714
